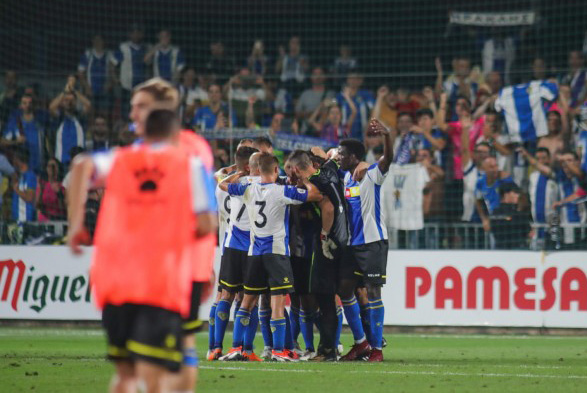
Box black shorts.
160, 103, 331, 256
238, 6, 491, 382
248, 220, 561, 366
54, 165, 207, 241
182, 282, 203, 334
340, 240, 388, 286
219, 248, 248, 292
291, 256, 312, 295
102, 303, 183, 372
310, 245, 342, 295
244, 254, 295, 295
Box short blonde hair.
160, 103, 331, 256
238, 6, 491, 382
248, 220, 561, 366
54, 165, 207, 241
132, 77, 179, 109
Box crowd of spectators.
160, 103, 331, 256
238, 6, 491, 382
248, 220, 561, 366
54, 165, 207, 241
1, 24, 587, 250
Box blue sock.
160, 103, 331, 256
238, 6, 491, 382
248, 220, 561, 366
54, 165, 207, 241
360, 303, 373, 346
259, 308, 273, 348
232, 308, 250, 348
335, 306, 343, 348
244, 305, 259, 351
290, 306, 301, 343
368, 299, 385, 349
270, 318, 287, 351
214, 299, 232, 349
341, 296, 366, 343
284, 309, 293, 350
299, 309, 315, 351
208, 302, 217, 350
233, 300, 242, 320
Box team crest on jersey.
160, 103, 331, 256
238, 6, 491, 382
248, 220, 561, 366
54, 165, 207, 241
134, 167, 164, 192
283, 277, 290, 284
165, 334, 176, 348
345, 186, 360, 199
218, 312, 229, 321
297, 189, 307, 194
393, 175, 407, 209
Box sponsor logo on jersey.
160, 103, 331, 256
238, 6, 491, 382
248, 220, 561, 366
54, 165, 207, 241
345, 186, 360, 199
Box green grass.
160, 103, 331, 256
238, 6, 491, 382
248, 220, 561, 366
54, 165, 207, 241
1, 328, 586, 393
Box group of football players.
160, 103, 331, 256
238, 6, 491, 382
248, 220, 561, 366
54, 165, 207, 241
208, 117, 394, 362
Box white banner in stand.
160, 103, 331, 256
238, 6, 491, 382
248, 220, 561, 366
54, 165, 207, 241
1, 247, 585, 328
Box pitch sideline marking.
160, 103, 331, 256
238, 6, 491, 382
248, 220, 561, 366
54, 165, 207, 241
200, 365, 587, 380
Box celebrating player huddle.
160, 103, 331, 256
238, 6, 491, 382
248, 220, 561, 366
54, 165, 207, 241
210, 118, 394, 362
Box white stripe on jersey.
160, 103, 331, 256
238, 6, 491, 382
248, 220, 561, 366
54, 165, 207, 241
462, 162, 480, 222
215, 185, 230, 255
223, 176, 260, 251
528, 171, 559, 224
344, 163, 388, 246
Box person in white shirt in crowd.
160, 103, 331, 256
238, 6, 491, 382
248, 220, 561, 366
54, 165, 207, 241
247, 40, 269, 77
276, 36, 309, 97
110, 24, 150, 119
78, 34, 112, 116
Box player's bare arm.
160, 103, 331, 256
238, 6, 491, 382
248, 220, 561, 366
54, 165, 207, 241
66, 154, 95, 254
218, 170, 247, 192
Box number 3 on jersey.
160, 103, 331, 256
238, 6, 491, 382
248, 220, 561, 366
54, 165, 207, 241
254, 200, 267, 228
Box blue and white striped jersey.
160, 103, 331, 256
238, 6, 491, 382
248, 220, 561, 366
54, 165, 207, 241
78, 49, 110, 95
224, 176, 260, 252
12, 170, 36, 222
344, 163, 388, 246
54, 114, 85, 165
494, 81, 558, 143
110, 41, 150, 90
152, 46, 185, 81
227, 182, 308, 256
529, 171, 559, 225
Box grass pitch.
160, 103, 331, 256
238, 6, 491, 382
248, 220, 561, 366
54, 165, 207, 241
0, 327, 586, 393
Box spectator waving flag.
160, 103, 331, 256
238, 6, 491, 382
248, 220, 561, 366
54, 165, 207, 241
494, 80, 558, 143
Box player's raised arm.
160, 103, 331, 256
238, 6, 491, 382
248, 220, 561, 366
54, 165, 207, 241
218, 171, 247, 192
368, 118, 394, 174
301, 178, 323, 202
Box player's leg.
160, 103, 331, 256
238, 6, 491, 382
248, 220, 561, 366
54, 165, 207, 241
313, 293, 337, 361
242, 297, 263, 361
265, 254, 297, 362
259, 293, 273, 358
299, 294, 317, 354
214, 249, 244, 355
289, 292, 302, 347
110, 361, 136, 393
221, 254, 266, 360
361, 240, 388, 362
356, 286, 373, 346
134, 361, 167, 393
103, 304, 137, 393
168, 282, 202, 392
338, 249, 371, 361
127, 305, 184, 392
207, 289, 221, 359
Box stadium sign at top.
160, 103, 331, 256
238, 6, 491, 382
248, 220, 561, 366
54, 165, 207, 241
450, 11, 536, 27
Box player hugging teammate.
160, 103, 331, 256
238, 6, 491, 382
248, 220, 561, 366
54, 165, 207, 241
211, 118, 394, 362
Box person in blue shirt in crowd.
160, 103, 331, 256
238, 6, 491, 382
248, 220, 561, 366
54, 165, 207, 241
336, 72, 375, 140
192, 84, 237, 131
11, 147, 37, 223
48, 76, 91, 166
474, 155, 515, 234
2, 94, 47, 174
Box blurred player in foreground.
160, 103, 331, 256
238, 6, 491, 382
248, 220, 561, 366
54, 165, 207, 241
67, 109, 217, 393
130, 78, 217, 392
